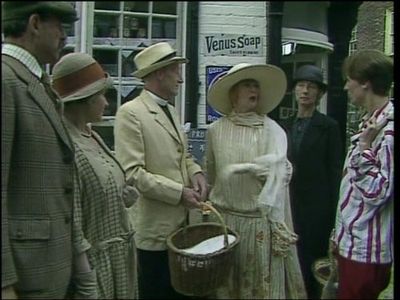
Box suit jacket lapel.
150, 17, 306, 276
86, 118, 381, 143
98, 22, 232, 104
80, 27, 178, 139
3, 56, 73, 151
167, 104, 185, 143
141, 91, 182, 144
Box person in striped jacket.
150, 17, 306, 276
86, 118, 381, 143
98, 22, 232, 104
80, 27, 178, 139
333, 49, 394, 299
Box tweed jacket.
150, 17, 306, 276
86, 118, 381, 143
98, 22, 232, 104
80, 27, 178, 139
2, 55, 75, 299
114, 90, 202, 251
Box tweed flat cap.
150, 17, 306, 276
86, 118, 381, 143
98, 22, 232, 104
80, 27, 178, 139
2, 2, 78, 24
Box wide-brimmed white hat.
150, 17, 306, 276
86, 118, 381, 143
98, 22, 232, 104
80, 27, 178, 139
52, 52, 113, 103
208, 63, 287, 114
132, 42, 188, 78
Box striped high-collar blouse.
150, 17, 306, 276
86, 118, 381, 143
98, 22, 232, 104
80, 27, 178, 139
334, 100, 394, 264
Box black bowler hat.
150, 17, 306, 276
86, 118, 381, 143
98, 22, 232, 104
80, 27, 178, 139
2, 2, 78, 24
293, 65, 327, 92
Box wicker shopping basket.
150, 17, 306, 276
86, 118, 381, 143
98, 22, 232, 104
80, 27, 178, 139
166, 202, 240, 297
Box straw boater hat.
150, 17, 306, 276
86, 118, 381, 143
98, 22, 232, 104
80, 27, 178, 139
2, 2, 78, 24
132, 42, 188, 78
208, 63, 287, 115
52, 53, 113, 103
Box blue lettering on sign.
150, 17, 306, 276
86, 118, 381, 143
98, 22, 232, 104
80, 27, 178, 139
206, 65, 232, 124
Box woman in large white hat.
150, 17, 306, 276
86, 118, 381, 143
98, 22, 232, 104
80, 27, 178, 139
52, 52, 139, 299
204, 63, 306, 299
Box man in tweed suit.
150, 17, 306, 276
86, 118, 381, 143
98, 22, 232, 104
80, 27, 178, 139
114, 42, 208, 299
1, 2, 78, 299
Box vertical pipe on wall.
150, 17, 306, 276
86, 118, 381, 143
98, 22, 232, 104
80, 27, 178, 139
184, 2, 199, 127
327, 2, 361, 156
267, 1, 284, 120
178, 2, 188, 124
267, 2, 284, 66
80, 2, 88, 53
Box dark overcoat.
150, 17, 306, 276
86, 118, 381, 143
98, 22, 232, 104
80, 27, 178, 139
2, 55, 75, 299
280, 110, 344, 294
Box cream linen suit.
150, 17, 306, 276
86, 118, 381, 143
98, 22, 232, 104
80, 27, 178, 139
114, 90, 201, 251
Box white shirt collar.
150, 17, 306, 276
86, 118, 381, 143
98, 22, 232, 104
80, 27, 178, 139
146, 89, 169, 107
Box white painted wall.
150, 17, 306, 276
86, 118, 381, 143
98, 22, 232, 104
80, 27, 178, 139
197, 2, 268, 127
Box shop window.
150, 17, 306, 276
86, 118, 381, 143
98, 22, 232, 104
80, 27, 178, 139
91, 0, 180, 125
95, 1, 121, 11
103, 88, 118, 117
384, 10, 394, 56
123, 15, 148, 38
153, 2, 177, 14
152, 18, 176, 39
94, 14, 120, 38
57, 2, 183, 149
124, 2, 149, 13
92, 49, 119, 77
349, 25, 357, 55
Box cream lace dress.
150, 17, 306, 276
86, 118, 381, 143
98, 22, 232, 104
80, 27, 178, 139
205, 112, 306, 299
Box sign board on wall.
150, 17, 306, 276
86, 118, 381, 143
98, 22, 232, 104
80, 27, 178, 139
205, 66, 232, 124
203, 34, 264, 56
187, 128, 207, 164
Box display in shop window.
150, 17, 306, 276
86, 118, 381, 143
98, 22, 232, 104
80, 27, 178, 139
123, 1, 149, 13
103, 87, 118, 116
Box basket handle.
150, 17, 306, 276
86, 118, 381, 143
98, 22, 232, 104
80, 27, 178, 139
200, 202, 229, 248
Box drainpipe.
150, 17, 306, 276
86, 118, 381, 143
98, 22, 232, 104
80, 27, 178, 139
185, 2, 199, 127
267, 1, 284, 120
267, 2, 284, 66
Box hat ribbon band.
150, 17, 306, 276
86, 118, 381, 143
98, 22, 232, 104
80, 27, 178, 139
53, 63, 107, 97
150, 51, 177, 66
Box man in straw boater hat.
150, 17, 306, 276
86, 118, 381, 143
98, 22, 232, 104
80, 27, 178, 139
114, 42, 208, 298
1, 2, 79, 299
204, 63, 306, 298
52, 52, 139, 299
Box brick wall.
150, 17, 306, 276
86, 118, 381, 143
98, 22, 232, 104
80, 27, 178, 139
356, 1, 393, 51
345, 1, 393, 149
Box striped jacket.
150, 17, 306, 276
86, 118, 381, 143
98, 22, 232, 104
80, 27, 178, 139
334, 101, 394, 264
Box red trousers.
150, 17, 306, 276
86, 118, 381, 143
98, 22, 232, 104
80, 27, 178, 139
337, 255, 391, 299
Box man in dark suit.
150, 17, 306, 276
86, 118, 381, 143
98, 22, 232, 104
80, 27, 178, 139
281, 65, 344, 299
1, 2, 79, 299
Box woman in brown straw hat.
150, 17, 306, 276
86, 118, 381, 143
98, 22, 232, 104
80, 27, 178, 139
204, 63, 306, 299
52, 52, 139, 299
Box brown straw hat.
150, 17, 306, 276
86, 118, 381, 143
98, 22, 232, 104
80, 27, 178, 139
207, 63, 287, 115
132, 42, 188, 78
52, 53, 113, 103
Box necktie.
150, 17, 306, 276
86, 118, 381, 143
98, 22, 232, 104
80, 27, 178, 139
159, 104, 178, 133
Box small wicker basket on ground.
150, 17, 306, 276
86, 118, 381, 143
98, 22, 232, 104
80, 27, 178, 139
312, 257, 331, 286
313, 256, 339, 299
167, 203, 240, 297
